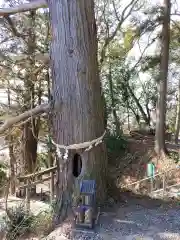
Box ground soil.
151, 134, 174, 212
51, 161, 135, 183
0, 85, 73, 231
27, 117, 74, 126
44, 193, 180, 240
108, 133, 180, 197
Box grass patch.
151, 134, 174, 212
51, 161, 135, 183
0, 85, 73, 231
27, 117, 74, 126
169, 151, 179, 164
4, 204, 34, 240
4, 203, 54, 239
31, 210, 54, 237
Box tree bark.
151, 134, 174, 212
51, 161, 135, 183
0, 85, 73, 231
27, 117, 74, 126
174, 79, 180, 144
16, 11, 41, 197
22, 121, 38, 174
7, 84, 15, 194
130, 106, 140, 127
127, 84, 150, 126
155, 0, 170, 156
102, 92, 108, 129
108, 64, 121, 135
47, 0, 107, 222
24, 11, 40, 178
47, 71, 55, 203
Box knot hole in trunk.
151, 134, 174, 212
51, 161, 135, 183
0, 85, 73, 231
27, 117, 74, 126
72, 153, 82, 178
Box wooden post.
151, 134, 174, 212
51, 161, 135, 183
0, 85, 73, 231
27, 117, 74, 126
25, 179, 30, 212
49, 151, 54, 203
7, 81, 16, 195
40, 187, 43, 201
150, 177, 154, 193
162, 173, 166, 198
50, 170, 54, 203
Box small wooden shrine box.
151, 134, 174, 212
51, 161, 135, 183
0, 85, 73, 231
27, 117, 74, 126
74, 180, 96, 229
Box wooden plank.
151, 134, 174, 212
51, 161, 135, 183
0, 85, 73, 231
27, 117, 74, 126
121, 166, 180, 189
162, 173, 166, 198
50, 171, 54, 203
72, 229, 95, 234
18, 166, 57, 180
95, 207, 101, 225
152, 182, 180, 193
10, 53, 49, 63
19, 176, 53, 188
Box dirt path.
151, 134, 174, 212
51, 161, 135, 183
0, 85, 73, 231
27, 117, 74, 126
45, 197, 180, 240
1, 195, 180, 239
96, 204, 180, 240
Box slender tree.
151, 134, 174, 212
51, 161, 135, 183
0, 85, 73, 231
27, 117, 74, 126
174, 79, 180, 144
155, 0, 171, 156
108, 63, 121, 135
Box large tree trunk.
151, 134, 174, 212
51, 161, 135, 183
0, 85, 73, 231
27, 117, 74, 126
47, 0, 107, 222
155, 0, 170, 156
16, 11, 40, 197
174, 79, 180, 144
22, 121, 38, 174
17, 120, 39, 197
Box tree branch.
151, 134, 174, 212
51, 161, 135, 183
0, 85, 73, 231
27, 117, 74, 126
0, 0, 47, 17
5, 16, 26, 40
171, 19, 180, 32
100, 0, 138, 65
0, 103, 50, 134
11, 52, 49, 63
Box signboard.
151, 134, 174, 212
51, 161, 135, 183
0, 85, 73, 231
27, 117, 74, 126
147, 163, 155, 178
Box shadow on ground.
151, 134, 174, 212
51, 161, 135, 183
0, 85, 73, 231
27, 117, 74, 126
72, 191, 180, 239
96, 191, 180, 240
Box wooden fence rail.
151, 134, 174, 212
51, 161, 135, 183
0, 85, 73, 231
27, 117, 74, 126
15, 166, 57, 210
121, 165, 180, 189
17, 166, 57, 181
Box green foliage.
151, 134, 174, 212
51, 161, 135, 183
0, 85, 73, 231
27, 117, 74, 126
105, 134, 127, 155
123, 28, 137, 51
4, 204, 34, 240
141, 56, 161, 72
169, 152, 179, 164
31, 210, 54, 237
169, 21, 180, 64
108, 42, 124, 60
4, 204, 54, 239
50, 199, 58, 213
37, 152, 49, 168
49, 199, 63, 219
